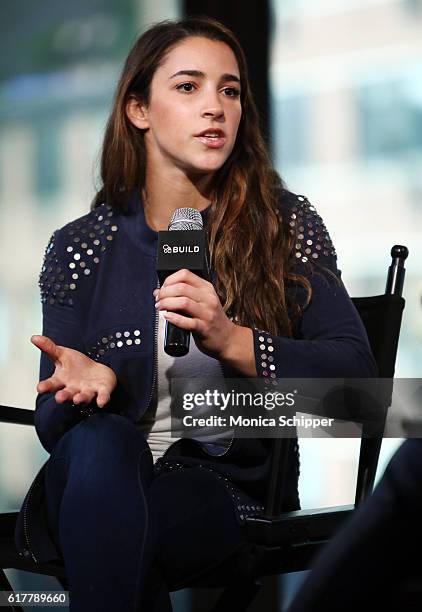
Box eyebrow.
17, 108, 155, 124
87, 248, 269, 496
169, 69, 241, 84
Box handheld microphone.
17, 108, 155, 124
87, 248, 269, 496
156, 208, 209, 357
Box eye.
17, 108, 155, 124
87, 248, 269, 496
176, 82, 195, 93
223, 87, 241, 98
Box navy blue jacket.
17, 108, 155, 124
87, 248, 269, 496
15, 188, 377, 563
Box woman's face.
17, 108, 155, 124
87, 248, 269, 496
131, 36, 242, 178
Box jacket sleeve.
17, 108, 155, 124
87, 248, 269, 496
34, 231, 90, 453
252, 193, 378, 383
34, 228, 136, 454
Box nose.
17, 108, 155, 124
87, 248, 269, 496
201, 90, 225, 121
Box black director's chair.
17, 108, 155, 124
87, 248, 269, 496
183, 245, 408, 611
0, 245, 408, 612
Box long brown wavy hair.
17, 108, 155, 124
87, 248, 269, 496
92, 16, 311, 336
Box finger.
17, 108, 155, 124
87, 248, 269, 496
156, 282, 198, 302
162, 269, 204, 289
163, 311, 198, 331
156, 297, 202, 318
54, 388, 77, 404
72, 389, 96, 405
96, 385, 111, 409
37, 377, 64, 394
31, 335, 61, 362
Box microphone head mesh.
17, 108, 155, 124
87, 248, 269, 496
169, 207, 203, 231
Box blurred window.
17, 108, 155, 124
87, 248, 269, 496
274, 96, 309, 165
0, 1, 136, 82
34, 116, 61, 199
357, 80, 422, 157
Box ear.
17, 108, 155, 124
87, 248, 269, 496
126, 96, 149, 130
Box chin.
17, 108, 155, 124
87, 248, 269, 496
189, 156, 228, 175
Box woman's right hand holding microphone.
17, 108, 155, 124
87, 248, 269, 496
31, 335, 117, 409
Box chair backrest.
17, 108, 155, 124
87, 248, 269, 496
265, 245, 408, 516
352, 245, 407, 504
351, 294, 405, 379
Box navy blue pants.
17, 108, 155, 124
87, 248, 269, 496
43, 412, 256, 611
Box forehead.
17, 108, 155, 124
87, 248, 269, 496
157, 37, 240, 78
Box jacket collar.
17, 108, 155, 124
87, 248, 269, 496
123, 189, 211, 257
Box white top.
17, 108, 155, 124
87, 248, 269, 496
136, 309, 231, 462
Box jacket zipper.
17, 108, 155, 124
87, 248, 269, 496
145, 281, 159, 414
219, 362, 235, 455
218, 433, 235, 456
203, 433, 234, 457
200, 361, 235, 457
22, 470, 42, 563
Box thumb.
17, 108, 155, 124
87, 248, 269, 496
31, 335, 61, 362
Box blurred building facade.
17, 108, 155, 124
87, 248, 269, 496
271, 0, 422, 374
270, 0, 422, 508
0, 0, 180, 501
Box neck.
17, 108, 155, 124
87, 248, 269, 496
142, 166, 214, 231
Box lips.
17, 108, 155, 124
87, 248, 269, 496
196, 128, 226, 138
195, 128, 226, 149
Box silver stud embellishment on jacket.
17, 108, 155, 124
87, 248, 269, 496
63, 204, 118, 293
39, 233, 73, 307
255, 329, 278, 386
39, 205, 119, 307
88, 329, 142, 361
289, 195, 336, 264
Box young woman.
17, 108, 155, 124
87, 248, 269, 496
15, 16, 377, 611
